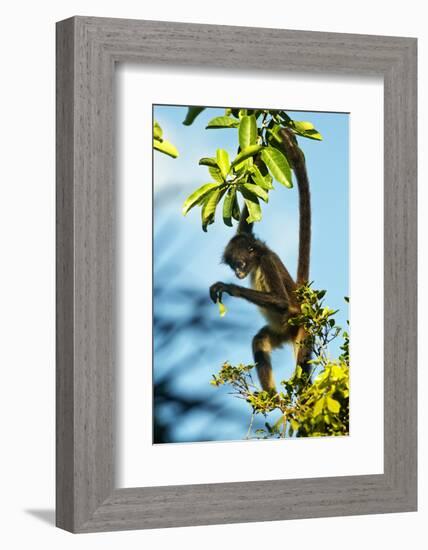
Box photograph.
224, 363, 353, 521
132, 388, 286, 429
153, 104, 349, 443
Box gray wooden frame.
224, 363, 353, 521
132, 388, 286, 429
56, 16, 417, 533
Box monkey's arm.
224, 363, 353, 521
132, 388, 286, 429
210, 255, 296, 313
210, 282, 290, 313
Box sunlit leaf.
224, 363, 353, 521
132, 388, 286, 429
202, 187, 225, 231
153, 120, 163, 140
290, 419, 300, 431
239, 115, 257, 150
206, 116, 240, 129
223, 186, 236, 227
242, 183, 269, 203
153, 138, 179, 158
199, 158, 224, 182
231, 145, 263, 168
251, 164, 274, 190
313, 396, 325, 417
261, 146, 292, 188
293, 121, 315, 132
266, 124, 283, 145
240, 188, 262, 223
326, 396, 341, 414
216, 149, 230, 180
209, 166, 224, 183
299, 130, 323, 141
292, 121, 323, 141
182, 183, 220, 215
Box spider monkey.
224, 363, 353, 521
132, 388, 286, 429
209, 128, 311, 392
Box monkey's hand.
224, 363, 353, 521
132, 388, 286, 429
209, 282, 234, 304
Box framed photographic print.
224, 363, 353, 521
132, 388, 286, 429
56, 17, 417, 532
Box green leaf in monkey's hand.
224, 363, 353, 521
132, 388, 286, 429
153, 138, 179, 158
183, 106, 206, 125
182, 183, 220, 215
239, 114, 258, 150
217, 299, 228, 317
261, 146, 292, 188
201, 187, 225, 231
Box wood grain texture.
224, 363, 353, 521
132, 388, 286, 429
56, 16, 417, 533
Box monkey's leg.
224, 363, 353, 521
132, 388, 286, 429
252, 326, 287, 392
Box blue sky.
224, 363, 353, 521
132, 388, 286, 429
153, 105, 349, 443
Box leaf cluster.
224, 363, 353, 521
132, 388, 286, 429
181, 107, 322, 231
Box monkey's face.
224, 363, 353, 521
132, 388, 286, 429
223, 235, 257, 280
231, 256, 251, 279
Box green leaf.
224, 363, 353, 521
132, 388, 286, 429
313, 396, 325, 417
300, 129, 323, 141
206, 116, 240, 129
293, 121, 315, 132
153, 120, 163, 140
198, 157, 218, 167
199, 158, 224, 182
201, 187, 225, 231
209, 166, 224, 183
241, 183, 269, 203
240, 188, 262, 223
223, 186, 236, 227
182, 183, 220, 215
153, 138, 179, 158
183, 106, 205, 125
293, 121, 323, 141
232, 191, 241, 221
231, 145, 263, 168
266, 124, 283, 145
217, 299, 228, 317
326, 396, 341, 414
290, 419, 300, 431
216, 149, 230, 180
251, 164, 274, 190
239, 115, 257, 150
261, 146, 292, 188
